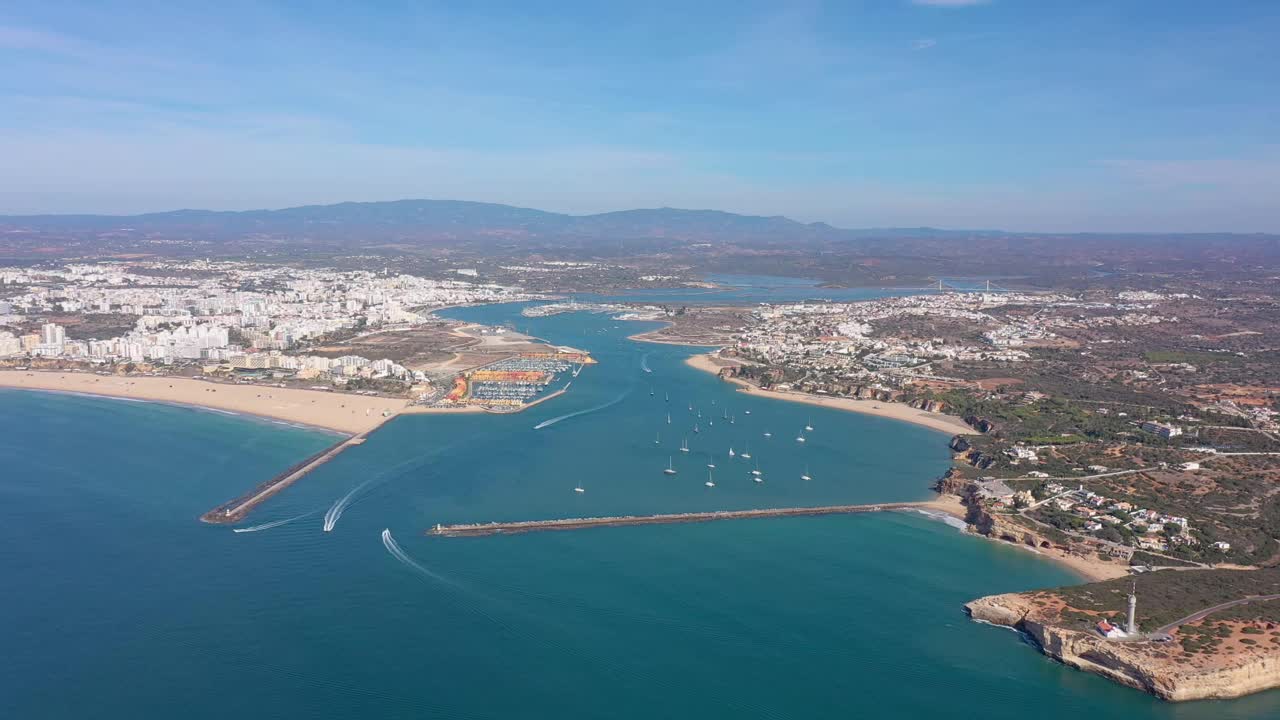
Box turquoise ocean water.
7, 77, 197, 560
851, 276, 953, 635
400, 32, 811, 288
2, 288, 1278, 718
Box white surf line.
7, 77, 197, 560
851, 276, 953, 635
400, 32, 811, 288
533, 387, 633, 430
232, 510, 317, 533
908, 508, 969, 533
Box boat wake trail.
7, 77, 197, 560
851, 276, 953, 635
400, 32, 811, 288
533, 387, 633, 430
232, 510, 316, 533
640, 353, 652, 373
323, 477, 376, 532
380, 530, 556, 642
381, 529, 464, 588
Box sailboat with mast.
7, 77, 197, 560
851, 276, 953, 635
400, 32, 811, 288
663, 457, 677, 475
801, 465, 812, 481
805, 416, 814, 432
740, 443, 752, 460
705, 469, 715, 487
680, 437, 690, 453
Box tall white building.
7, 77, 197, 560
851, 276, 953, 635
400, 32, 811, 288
41, 322, 66, 348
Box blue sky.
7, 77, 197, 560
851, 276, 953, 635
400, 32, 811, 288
2, 1, 1278, 231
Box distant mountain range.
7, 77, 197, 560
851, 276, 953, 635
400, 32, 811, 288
0, 199, 1008, 244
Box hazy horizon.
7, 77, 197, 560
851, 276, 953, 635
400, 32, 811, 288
2, 1, 1278, 232
5, 196, 1280, 237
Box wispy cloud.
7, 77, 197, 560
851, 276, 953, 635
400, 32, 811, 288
0, 24, 84, 54
910, 0, 991, 7
1102, 151, 1280, 189
913, 38, 938, 50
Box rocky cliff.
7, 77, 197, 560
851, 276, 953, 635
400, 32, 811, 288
966, 593, 1280, 701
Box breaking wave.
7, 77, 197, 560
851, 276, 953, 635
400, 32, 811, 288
910, 508, 969, 533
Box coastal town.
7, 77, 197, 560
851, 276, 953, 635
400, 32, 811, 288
683, 286, 1279, 560
0, 261, 597, 417
654, 284, 1280, 700
4, 257, 1280, 702
7, 4, 1280, 716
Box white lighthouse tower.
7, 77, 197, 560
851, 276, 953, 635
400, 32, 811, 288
1126, 582, 1138, 635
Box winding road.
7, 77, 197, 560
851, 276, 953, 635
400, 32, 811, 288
1155, 593, 1280, 635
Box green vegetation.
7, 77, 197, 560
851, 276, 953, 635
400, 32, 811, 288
1048, 568, 1280, 630
1213, 598, 1280, 624
925, 391, 1146, 445
1024, 434, 1085, 445
1143, 350, 1237, 364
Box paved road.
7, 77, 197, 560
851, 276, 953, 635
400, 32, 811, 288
1156, 594, 1280, 635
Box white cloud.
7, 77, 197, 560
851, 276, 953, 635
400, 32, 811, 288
913, 38, 938, 50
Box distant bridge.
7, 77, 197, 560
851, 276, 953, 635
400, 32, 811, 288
920, 279, 1011, 293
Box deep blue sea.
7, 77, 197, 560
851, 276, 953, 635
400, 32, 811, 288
3, 284, 1277, 718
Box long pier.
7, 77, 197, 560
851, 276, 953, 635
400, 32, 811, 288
200, 433, 369, 524
427, 502, 931, 537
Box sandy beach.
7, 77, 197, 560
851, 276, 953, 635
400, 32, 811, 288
683, 354, 1137, 580
984, 533, 1132, 582
0, 370, 414, 435
914, 493, 969, 520
627, 330, 725, 347
911, 494, 1130, 582
685, 354, 975, 436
